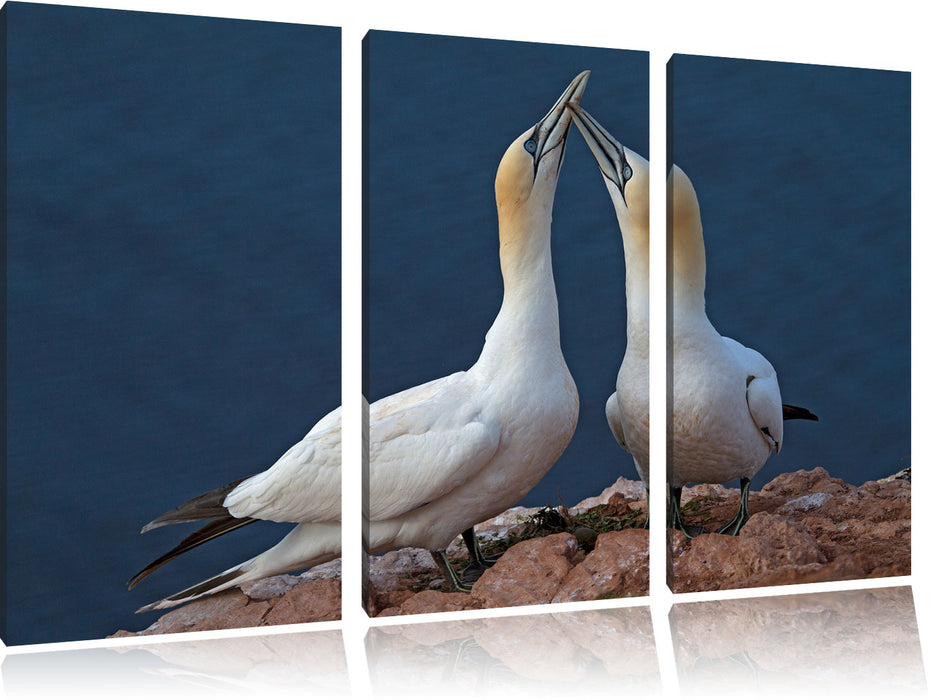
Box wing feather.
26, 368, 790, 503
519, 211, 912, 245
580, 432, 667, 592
722, 336, 784, 453
367, 374, 501, 521
605, 392, 628, 451
222, 406, 342, 523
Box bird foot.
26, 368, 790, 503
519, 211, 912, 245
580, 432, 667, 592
716, 517, 748, 536
669, 522, 705, 539
432, 549, 475, 593
447, 579, 474, 593
461, 562, 487, 584
682, 523, 705, 538
477, 551, 502, 567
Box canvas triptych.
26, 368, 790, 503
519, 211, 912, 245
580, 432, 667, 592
2, 1, 911, 654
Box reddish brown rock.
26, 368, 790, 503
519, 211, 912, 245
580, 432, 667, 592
470, 533, 580, 608
761, 467, 853, 499
553, 529, 649, 602
262, 579, 341, 626
670, 467, 911, 593
117, 589, 272, 636
387, 589, 417, 608
398, 590, 477, 615
111, 567, 342, 637
673, 516, 827, 594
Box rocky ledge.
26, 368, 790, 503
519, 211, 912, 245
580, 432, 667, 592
111, 466, 908, 635
367, 478, 649, 617
670, 466, 910, 592
110, 562, 342, 637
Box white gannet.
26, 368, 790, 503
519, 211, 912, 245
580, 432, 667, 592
666, 162, 817, 535
365, 71, 589, 591
569, 102, 816, 537
129, 71, 590, 608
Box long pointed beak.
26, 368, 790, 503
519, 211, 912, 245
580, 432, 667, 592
529, 70, 590, 176
568, 102, 632, 201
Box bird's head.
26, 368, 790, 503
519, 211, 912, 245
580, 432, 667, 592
494, 70, 590, 223
668, 163, 701, 237
568, 102, 648, 240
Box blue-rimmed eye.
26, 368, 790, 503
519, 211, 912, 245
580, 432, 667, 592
524, 139, 537, 154
623, 165, 633, 181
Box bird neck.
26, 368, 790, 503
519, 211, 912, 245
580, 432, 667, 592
670, 211, 708, 320
669, 167, 708, 319
475, 201, 563, 371
617, 208, 650, 346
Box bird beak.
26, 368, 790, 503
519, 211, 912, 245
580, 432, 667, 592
530, 70, 590, 178
568, 102, 632, 203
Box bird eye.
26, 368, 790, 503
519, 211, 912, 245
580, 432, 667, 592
524, 139, 537, 154
623, 165, 633, 181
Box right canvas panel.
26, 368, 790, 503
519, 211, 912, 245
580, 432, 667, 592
666, 54, 910, 592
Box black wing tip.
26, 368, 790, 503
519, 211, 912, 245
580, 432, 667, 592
140, 518, 170, 534
128, 516, 257, 591
138, 475, 255, 533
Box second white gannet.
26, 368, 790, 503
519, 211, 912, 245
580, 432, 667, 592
567, 103, 650, 490
569, 102, 816, 537
129, 71, 590, 608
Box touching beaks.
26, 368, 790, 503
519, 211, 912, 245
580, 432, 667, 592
527, 70, 590, 178
568, 102, 632, 204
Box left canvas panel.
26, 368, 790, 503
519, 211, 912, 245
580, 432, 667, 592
3, 2, 341, 645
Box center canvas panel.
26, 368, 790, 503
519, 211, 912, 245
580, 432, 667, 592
364, 31, 649, 615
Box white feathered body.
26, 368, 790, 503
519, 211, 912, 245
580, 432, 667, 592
608, 338, 650, 485
368, 326, 578, 553
224, 406, 342, 523
669, 311, 782, 487
599, 153, 782, 492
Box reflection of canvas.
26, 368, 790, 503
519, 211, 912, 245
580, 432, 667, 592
367, 607, 660, 693
666, 55, 910, 592
671, 588, 924, 693
365, 31, 651, 615
4, 3, 340, 644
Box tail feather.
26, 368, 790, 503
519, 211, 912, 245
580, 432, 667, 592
128, 516, 257, 589
135, 564, 251, 613
141, 476, 255, 533
782, 404, 818, 421
134, 522, 341, 613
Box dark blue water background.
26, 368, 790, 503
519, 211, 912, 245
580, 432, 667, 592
670, 55, 910, 490
6, 4, 340, 645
